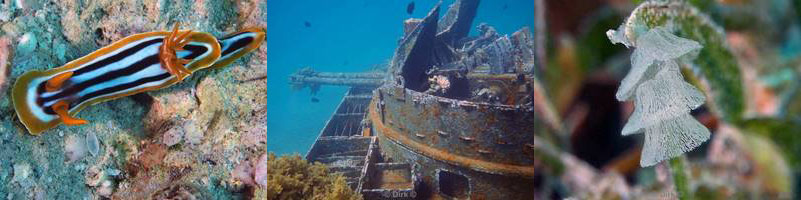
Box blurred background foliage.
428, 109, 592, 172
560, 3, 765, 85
534, 0, 801, 198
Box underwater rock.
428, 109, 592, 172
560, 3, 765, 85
143, 97, 171, 134
151, 185, 198, 200
232, 160, 254, 186
11, 162, 31, 184
240, 122, 266, 150
0, 5, 11, 22
0, 0, 265, 198
58, 4, 86, 45
64, 134, 87, 163
163, 151, 194, 169
0, 37, 10, 97
97, 180, 114, 197
138, 143, 167, 170
231, 153, 267, 188
16, 0, 43, 11
16, 32, 36, 55
162, 125, 185, 147
85, 166, 106, 187
182, 120, 203, 146
195, 76, 223, 127
254, 153, 267, 187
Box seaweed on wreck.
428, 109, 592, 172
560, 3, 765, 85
264, 153, 362, 200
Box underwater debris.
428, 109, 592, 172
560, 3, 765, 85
403, 19, 423, 35
289, 67, 384, 92
608, 26, 710, 167
437, 0, 479, 45
292, 1, 537, 198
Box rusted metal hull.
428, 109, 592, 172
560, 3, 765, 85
300, 0, 539, 198
369, 85, 535, 199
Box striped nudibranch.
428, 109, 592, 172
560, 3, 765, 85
12, 24, 265, 134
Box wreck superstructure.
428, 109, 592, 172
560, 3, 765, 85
295, 0, 541, 199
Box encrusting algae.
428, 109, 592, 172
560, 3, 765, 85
0, 0, 268, 199
263, 153, 362, 200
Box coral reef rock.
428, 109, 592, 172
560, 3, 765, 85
0, 0, 266, 198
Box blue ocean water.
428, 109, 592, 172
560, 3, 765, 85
267, 0, 535, 155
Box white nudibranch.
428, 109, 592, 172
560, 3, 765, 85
608, 26, 710, 167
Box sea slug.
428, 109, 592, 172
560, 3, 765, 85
12, 24, 264, 134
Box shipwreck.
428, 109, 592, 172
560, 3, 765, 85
290, 1, 543, 199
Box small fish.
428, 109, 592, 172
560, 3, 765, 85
311, 97, 320, 103
406, 1, 415, 15
304, 21, 311, 28
502, 4, 508, 10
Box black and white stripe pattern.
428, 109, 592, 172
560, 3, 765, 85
25, 36, 214, 119
218, 31, 258, 61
